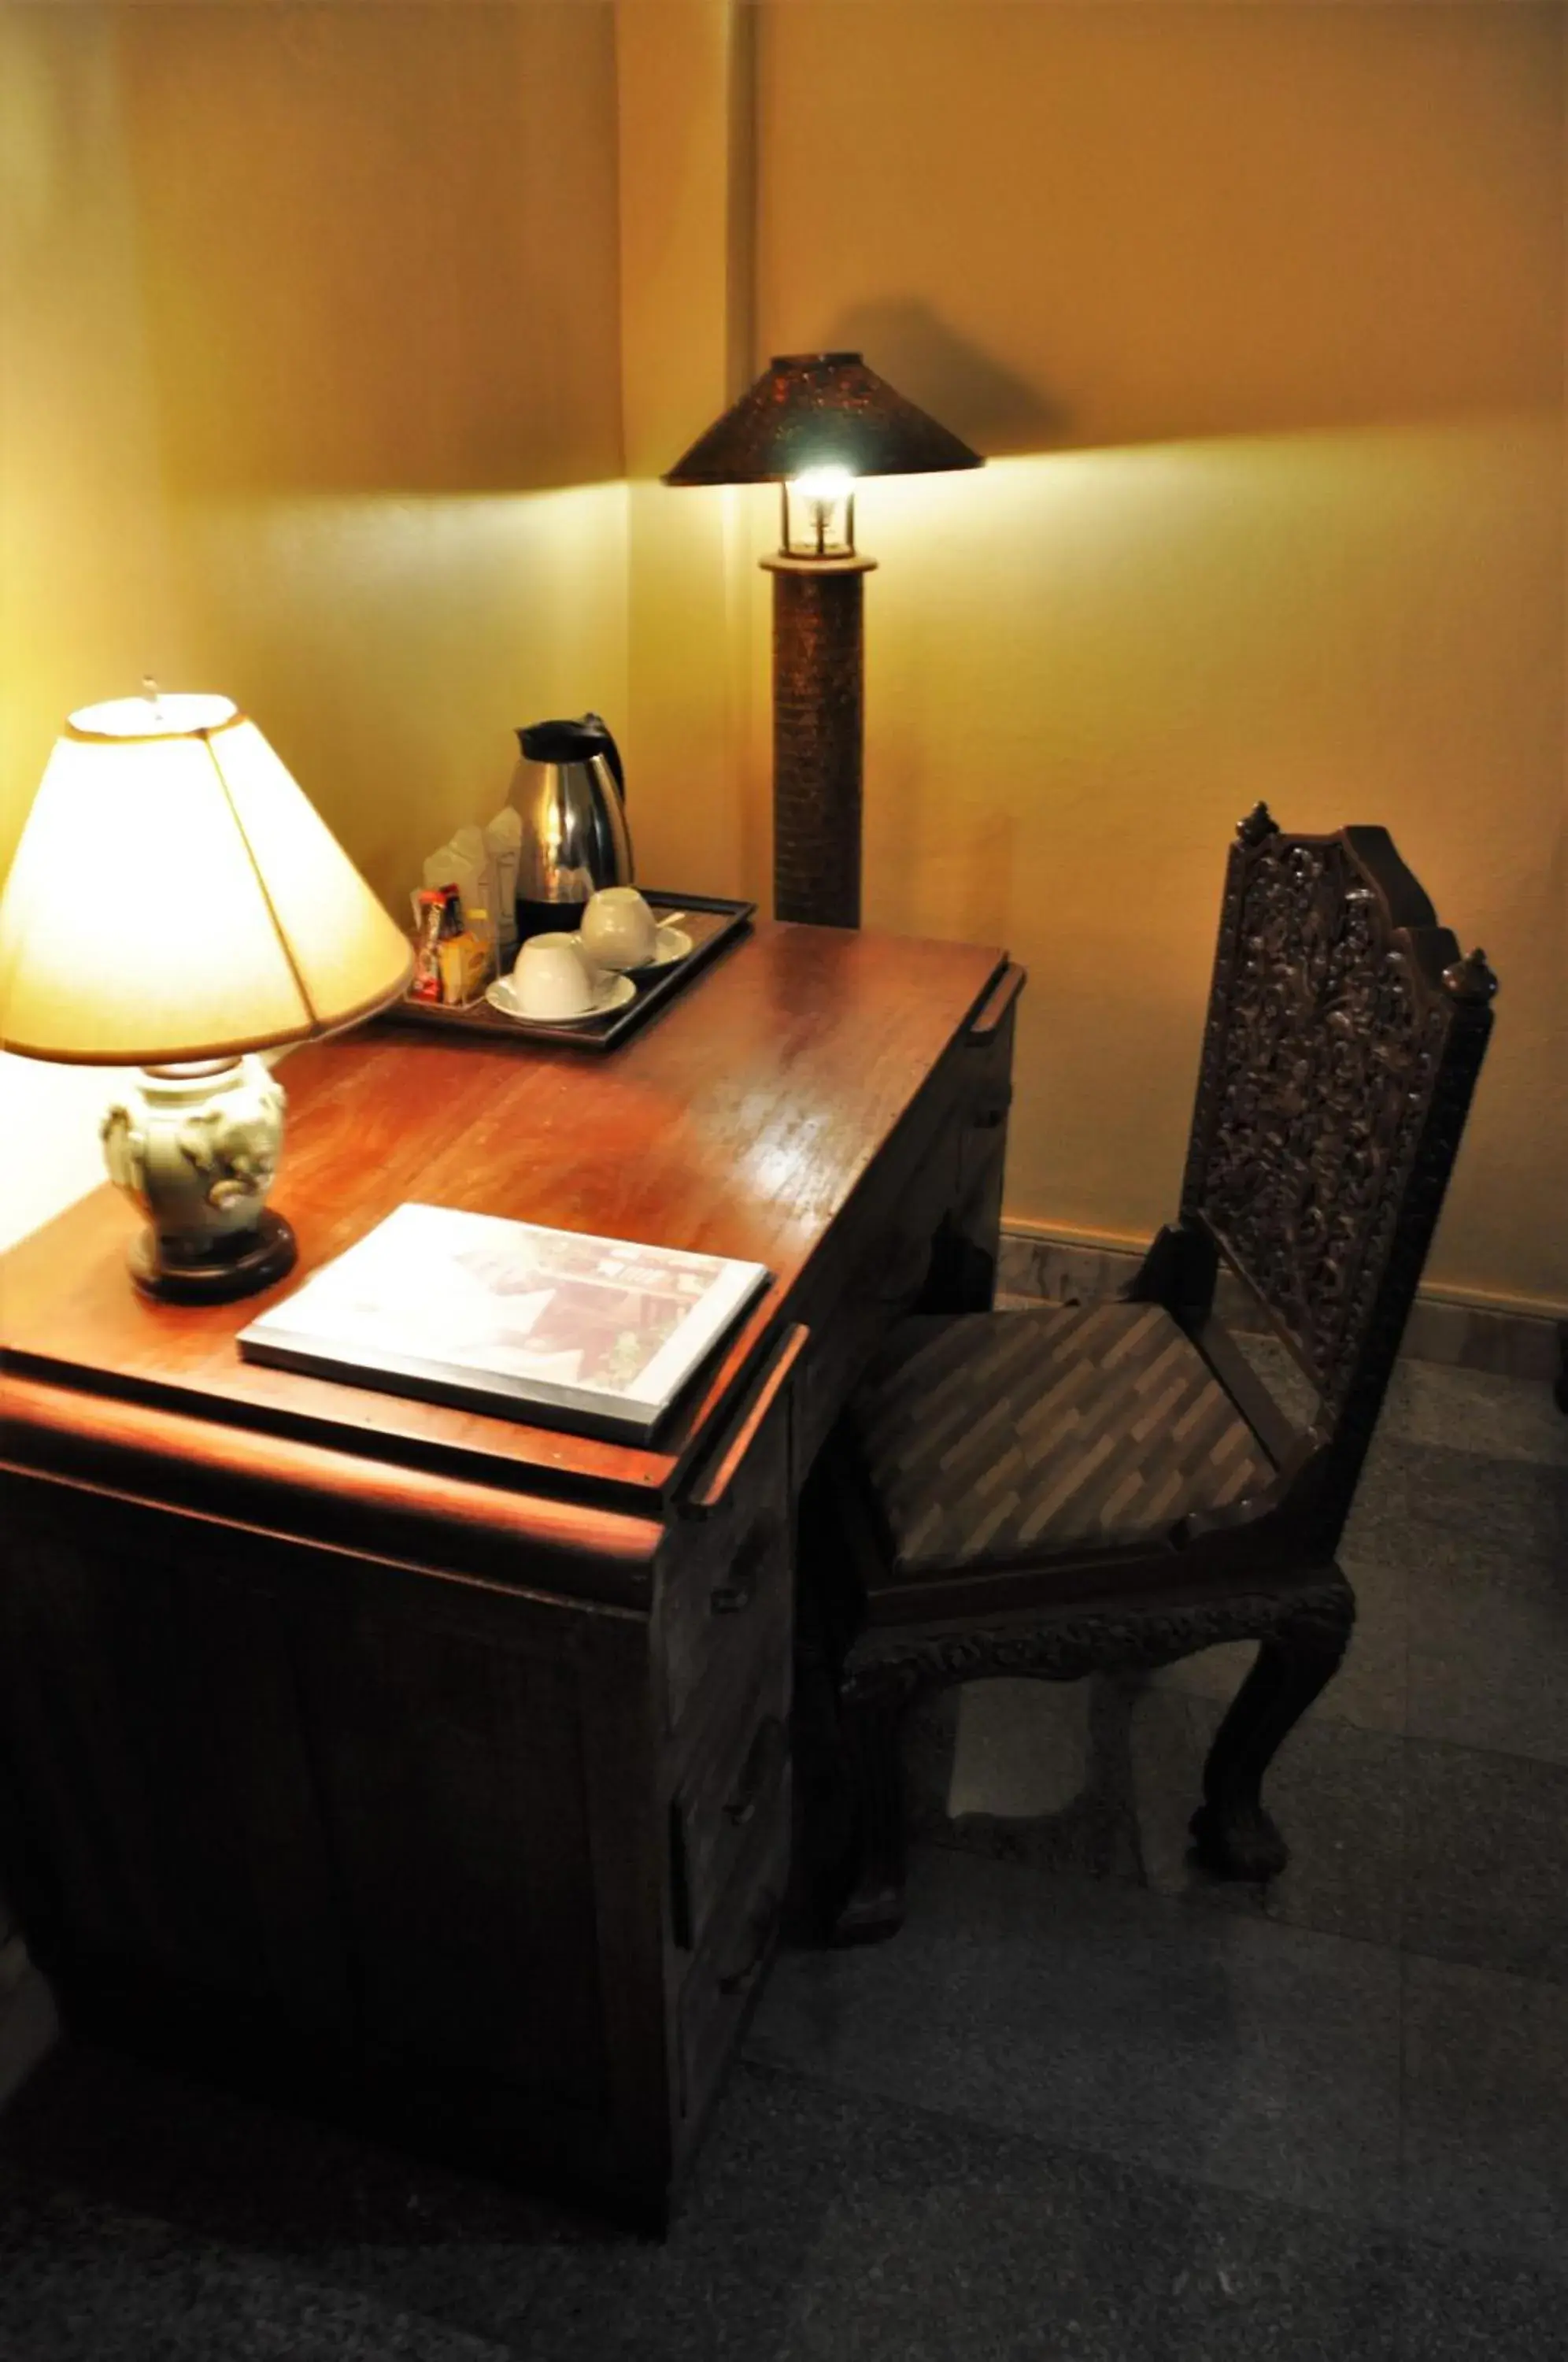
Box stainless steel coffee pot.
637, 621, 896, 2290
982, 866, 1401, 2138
507, 714, 632, 939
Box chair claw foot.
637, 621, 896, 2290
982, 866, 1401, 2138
830, 1879, 906, 1946
1190, 1799, 1288, 1882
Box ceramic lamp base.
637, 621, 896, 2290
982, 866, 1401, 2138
128, 1208, 298, 1305
102, 1054, 295, 1305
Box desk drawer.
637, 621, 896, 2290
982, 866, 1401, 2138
661, 1344, 795, 1734
676, 1768, 789, 2126
669, 1657, 790, 1958
662, 1498, 790, 1738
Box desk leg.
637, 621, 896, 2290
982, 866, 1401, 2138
919, 1124, 1009, 1318
920, 1217, 999, 1314
919, 996, 1016, 1316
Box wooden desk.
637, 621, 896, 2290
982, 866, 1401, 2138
0, 923, 1021, 2223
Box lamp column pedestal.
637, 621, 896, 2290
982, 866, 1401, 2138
762, 552, 877, 929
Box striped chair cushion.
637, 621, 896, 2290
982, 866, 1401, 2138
845, 1301, 1274, 1577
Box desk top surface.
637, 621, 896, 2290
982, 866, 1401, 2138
1, 923, 1005, 1512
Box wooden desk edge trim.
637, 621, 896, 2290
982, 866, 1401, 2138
2, 1452, 656, 1632
966, 961, 1026, 1042
682, 1324, 810, 1516
0, 1372, 665, 1577
0, 1335, 678, 1515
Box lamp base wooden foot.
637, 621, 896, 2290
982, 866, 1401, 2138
129, 1209, 298, 1304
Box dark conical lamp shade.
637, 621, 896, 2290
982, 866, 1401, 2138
663, 353, 984, 485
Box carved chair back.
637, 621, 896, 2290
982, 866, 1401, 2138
1179, 806, 1496, 1536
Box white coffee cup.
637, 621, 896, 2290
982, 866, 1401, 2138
580, 885, 658, 972
512, 932, 604, 1020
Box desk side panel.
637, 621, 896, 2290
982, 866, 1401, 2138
0, 1474, 673, 2209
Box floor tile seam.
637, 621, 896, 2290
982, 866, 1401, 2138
738, 2049, 1568, 2297
734, 2049, 1411, 2246
0, 2141, 545, 2336
1106, 1871, 1568, 1996
1397, 1567, 1413, 1759
1143, 1677, 1568, 1781
1394, 1946, 1412, 2208
325, 2288, 517, 2362
264, 2249, 534, 2362
0, 2171, 524, 2362
912, 1813, 1141, 1863
1370, 1431, 1568, 1472
1341, 1529, 1565, 1580
0, 2157, 206, 2253
1399, 1722, 1568, 1780
472, 2280, 557, 2362
801, 1842, 1568, 1993
1393, 1934, 1568, 1994
899, 1836, 1417, 1971
1149, 1669, 1404, 1744
1038, 1871, 1568, 1996
931, 1632, 1565, 1769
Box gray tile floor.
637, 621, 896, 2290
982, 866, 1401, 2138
2, 1356, 1566, 2359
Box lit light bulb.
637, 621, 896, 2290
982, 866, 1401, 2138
791, 467, 854, 506
782, 466, 857, 559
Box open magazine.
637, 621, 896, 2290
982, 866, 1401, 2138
238, 1202, 771, 1444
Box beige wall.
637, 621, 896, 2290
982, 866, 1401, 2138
3, 2, 1564, 1315
749, 2, 1566, 1310
616, 2, 764, 898
0, 2, 627, 1249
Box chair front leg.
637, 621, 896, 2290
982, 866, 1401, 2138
1190, 1577, 1353, 1880
831, 1667, 912, 1946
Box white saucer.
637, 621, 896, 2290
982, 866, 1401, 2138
570, 923, 693, 973
485, 971, 637, 1027
640, 923, 693, 971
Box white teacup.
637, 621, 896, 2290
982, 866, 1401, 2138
512, 932, 604, 1020
580, 886, 658, 972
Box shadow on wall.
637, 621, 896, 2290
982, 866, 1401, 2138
767, 7, 1562, 463
105, 6, 625, 498
824, 300, 1070, 456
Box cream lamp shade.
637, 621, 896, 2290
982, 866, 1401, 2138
0, 693, 412, 1307
0, 694, 412, 1064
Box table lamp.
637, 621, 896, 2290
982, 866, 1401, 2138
0, 693, 413, 1303
663, 352, 983, 929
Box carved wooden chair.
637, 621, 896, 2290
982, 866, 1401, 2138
800, 807, 1497, 1943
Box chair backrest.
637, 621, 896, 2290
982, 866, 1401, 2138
1180, 805, 1496, 1522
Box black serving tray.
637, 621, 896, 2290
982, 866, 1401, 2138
383, 890, 756, 1054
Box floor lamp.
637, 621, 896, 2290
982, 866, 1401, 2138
663, 353, 982, 929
